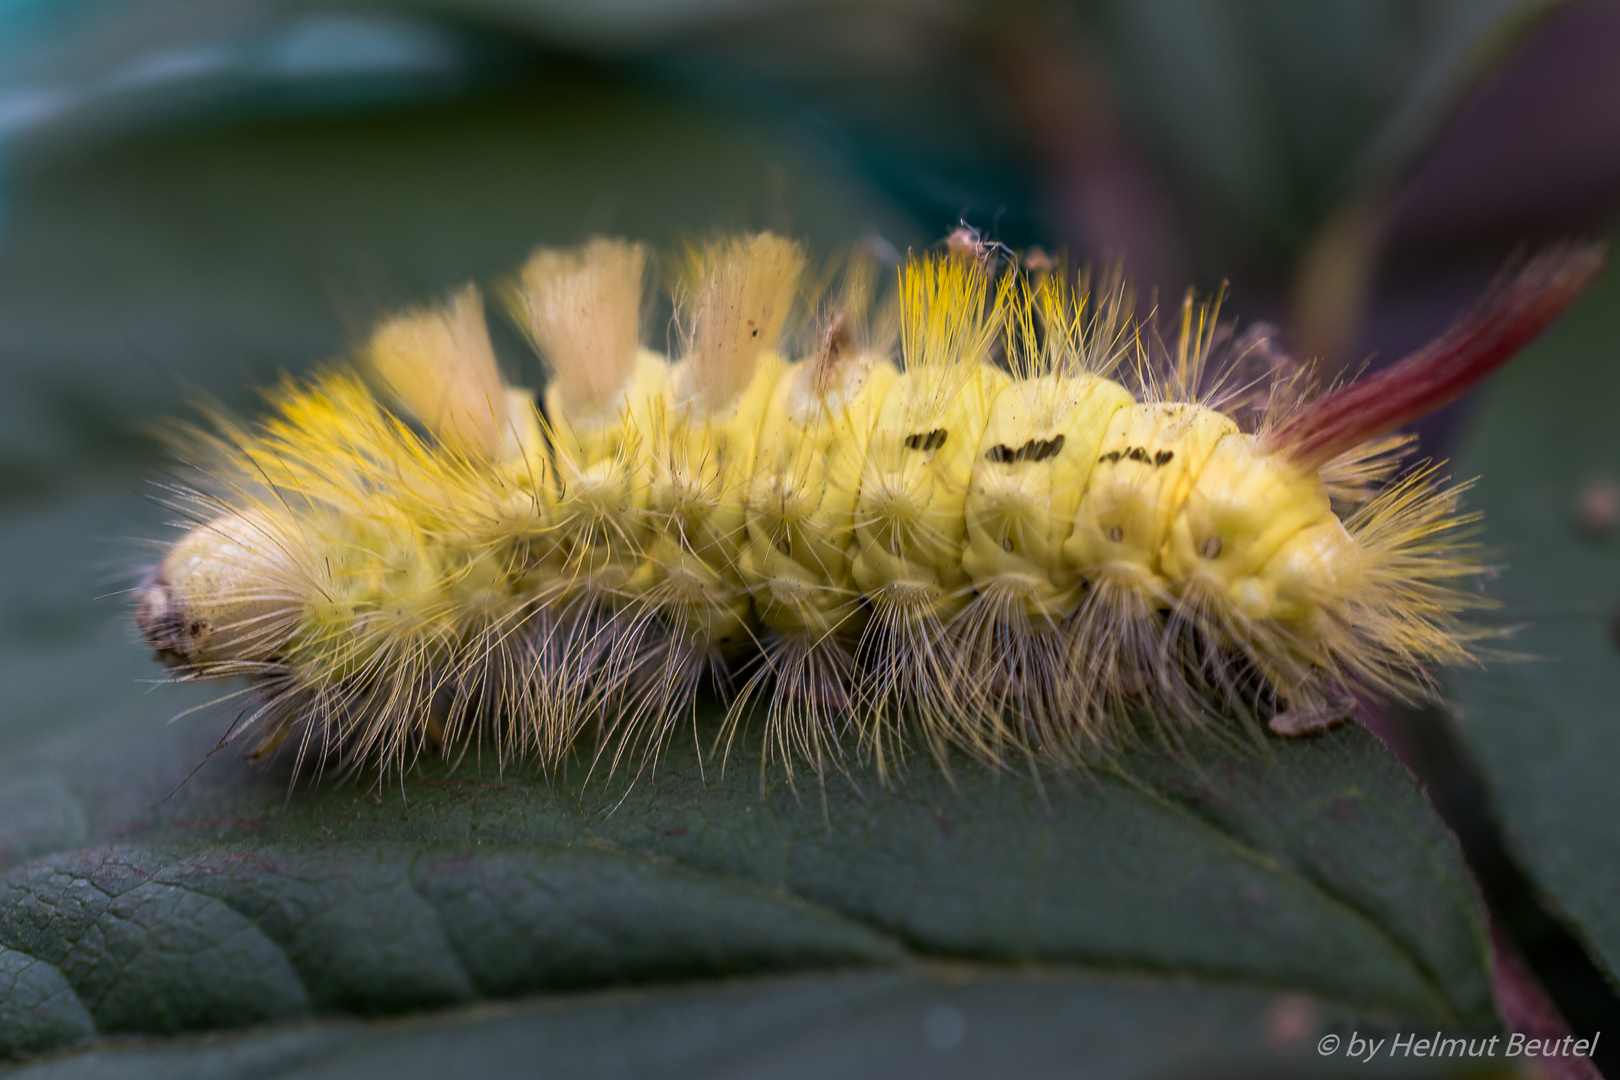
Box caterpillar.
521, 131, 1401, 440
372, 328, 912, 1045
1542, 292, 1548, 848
133, 232, 1603, 785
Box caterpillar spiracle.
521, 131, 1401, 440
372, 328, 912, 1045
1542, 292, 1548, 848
133, 232, 1603, 785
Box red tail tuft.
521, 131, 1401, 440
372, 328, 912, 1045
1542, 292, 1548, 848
1264, 243, 1606, 470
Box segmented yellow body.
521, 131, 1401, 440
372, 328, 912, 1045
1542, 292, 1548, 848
137, 233, 1483, 781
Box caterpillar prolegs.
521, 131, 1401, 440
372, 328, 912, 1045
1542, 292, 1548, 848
134, 233, 1603, 784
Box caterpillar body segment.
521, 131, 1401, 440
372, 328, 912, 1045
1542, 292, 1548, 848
851, 254, 1009, 614
1068, 404, 1241, 597
726, 317, 901, 778
134, 233, 1607, 785
852, 356, 1012, 770
537, 348, 670, 595
645, 232, 803, 639
506, 241, 675, 748
741, 339, 899, 640
964, 373, 1133, 614
598, 235, 807, 762
843, 257, 1017, 768
511, 239, 660, 600
946, 270, 1138, 761
647, 344, 784, 648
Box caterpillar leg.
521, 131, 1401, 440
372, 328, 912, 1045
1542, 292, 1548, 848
1267, 686, 1358, 736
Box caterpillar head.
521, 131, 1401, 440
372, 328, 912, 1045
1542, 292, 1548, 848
1162, 435, 1353, 622
136, 509, 304, 670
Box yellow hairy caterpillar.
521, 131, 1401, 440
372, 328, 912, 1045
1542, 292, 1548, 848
134, 232, 1603, 784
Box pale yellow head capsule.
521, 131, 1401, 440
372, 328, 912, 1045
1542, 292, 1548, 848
1162, 435, 1354, 622
136, 509, 305, 669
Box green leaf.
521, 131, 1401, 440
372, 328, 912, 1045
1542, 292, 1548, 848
0, 972, 1487, 1080
1449, 230, 1620, 986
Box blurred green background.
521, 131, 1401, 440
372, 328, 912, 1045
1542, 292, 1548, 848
1, 1, 1619, 1076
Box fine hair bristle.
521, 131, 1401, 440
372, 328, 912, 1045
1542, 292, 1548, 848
1006, 263, 1135, 382
806, 249, 897, 398
510, 237, 648, 421
1130, 286, 1229, 406
899, 250, 1003, 373
681, 231, 805, 412
366, 285, 508, 459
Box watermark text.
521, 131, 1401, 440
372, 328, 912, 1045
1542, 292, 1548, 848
1317, 1031, 1600, 1062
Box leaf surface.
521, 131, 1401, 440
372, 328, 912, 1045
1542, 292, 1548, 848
1449, 226, 1620, 985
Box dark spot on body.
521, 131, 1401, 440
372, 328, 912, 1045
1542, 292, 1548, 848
1100, 446, 1175, 468
189, 621, 202, 636
1029, 436, 1065, 462
987, 434, 1065, 464
905, 429, 949, 452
